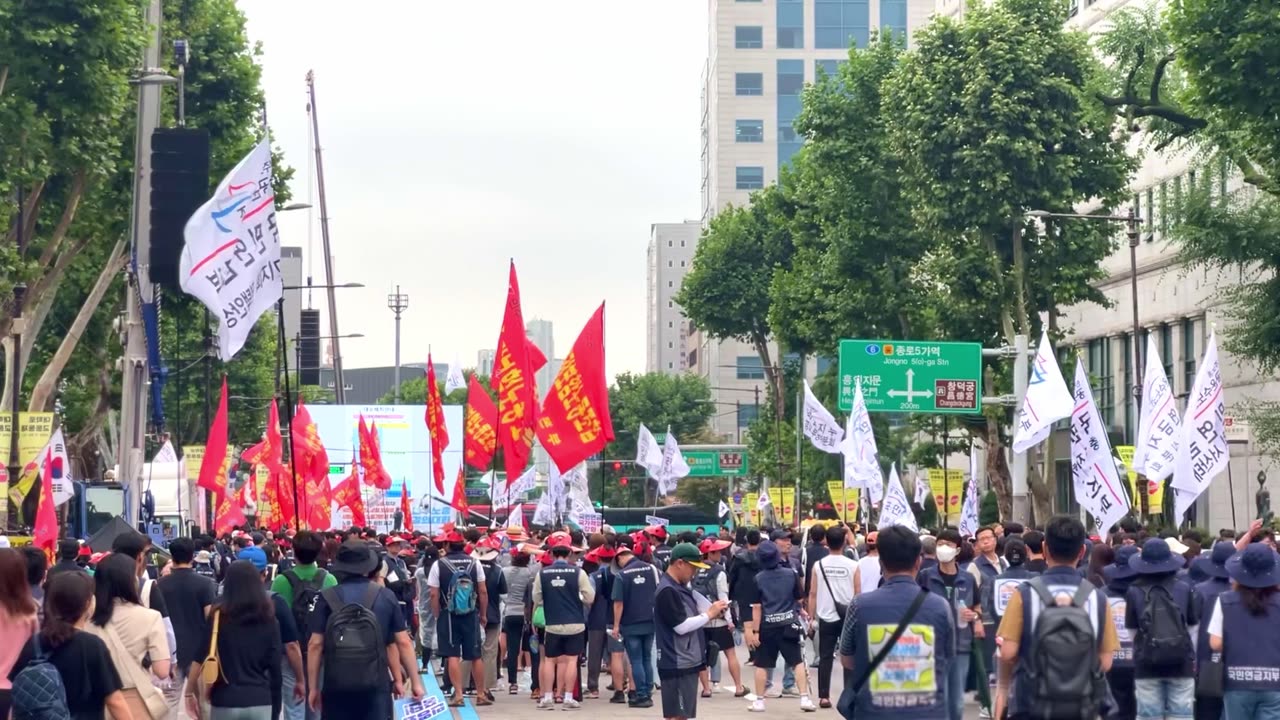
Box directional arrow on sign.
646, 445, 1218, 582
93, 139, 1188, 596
886, 368, 934, 402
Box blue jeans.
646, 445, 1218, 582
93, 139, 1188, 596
1224, 690, 1280, 720
281, 661, 318, 720
623, 633, 654, 701
1135, 677, 1194, 720
947, 654, 969, 720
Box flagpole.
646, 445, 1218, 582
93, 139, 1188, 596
277, 299, 303, 530
942, 418, 950, 529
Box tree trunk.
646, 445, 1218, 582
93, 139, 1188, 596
986, 417, 1013, 521
27, 236, 126, 411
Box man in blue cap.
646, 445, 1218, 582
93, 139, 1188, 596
1125, 538, 1198, 720
1189, 541, 1235, 720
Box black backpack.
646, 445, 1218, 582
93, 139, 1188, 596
693, 564, 721, 600
11, 637, 70, 720
1026, 579, 1106, 720
283, 568, 328, 642
320, 585, 387, 693
1138, 582, 1192, 667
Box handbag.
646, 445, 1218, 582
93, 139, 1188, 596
200, 609, 225, 688
819, 558, 850, 619
101, 622, 171, 720
837, 588, 929, 719
1196, 651, 1225, 699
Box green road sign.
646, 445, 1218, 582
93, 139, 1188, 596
682, 445, 749, 477
838, 339, 983, 414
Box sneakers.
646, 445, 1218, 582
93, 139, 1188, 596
765, 688, 782, 699
748, 700, 766, 712
979, 708, 992, 719
563, 698, 582, 710
609, 691, 627, 704
800, 696, 816, 712
628, 697, 654, 709
781, 686, 800, 697
538, 698, 556, 711
744, 692, 760, 702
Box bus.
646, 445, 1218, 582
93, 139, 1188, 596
602, 505, 721, 535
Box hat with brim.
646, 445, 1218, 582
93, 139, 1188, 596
1191, 541, 1235, 580
473, 546, 499, 561
1103, 545, 1140, 582
670, 542, 709, 569
329, 540, 379, 576
1226, 544, 1280, 589
1130, 538, 1186, 575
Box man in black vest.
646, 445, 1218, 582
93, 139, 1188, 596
656, 543, 727, 720
532, 536, 594, 710
427, 530, 490, 707
613, 539, 661, 708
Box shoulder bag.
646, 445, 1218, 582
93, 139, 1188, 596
100, 619, 171, 720
200, 609, 226, 689
837, 587, 930, 718
819, 558, 850, 620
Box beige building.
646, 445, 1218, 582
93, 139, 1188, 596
647, 222, 701, 375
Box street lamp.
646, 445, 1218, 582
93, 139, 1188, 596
387, 287, 409, 403
1026, 205, 1148, 519
5, 283, 27, 532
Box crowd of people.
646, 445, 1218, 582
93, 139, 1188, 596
0, 514, 1274, 720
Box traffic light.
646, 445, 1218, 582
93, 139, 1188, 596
620, 477, 629, 486
612, 461, 622, 472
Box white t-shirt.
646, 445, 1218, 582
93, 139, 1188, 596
856, 555, 881, 596
814, 554, 858, 622
1208, 596, 1224, 638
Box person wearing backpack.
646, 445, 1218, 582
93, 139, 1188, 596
9, 571, 132, 720
995, 515, 1118, 720
1124, 538, 1199, 720
697, 537, 745, 698
270, 531, 337, 720
836, 525, 953, 720
918, 528, 980, 720
1188, 541, 1233, 720
306, 540, 421, 720
427, 530, 490, 707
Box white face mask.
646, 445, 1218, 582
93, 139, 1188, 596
936, 546, 959, 564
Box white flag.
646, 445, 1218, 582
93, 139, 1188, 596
635, 424, 664, 476
507, 466, 537, 499
1068, 360, 1131, 533
38, 428, 74, 506
842, 379, 883, 506
444, 356, 466, 394
1012, 330, 1074, 453
179, 138, 282, 360
757, 492, 772, 511
1133, 334, 1180, 482
532, 494, 556, 526
1171, 332, 1228, 520
958, 472, 980, 538
718, 500, 731, 518
152, 439, 178, 465
657, 428, 691, 496
802, 380, 845, 454
547, 462, 567, 511
914, 474, 933, 508
877, 465, 918, 532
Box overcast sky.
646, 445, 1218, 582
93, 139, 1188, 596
237, 1, 705, 380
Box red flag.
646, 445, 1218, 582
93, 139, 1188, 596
33, 448, 59, 555
214, 487, 246, 536
425, 354, 450, 494
259, 465, 297, 531
526, 337, 547, 373
536, 303, 615, 472
491, 262, 539, 486
197, 378, 230, 494
463, 376, 498, 471
400, 480, 414, 532
446, 463, 469, 515
357, 415, 392, 489
292, 396, 329, 486
332, 453, 366, 527
305, 470, 333, 531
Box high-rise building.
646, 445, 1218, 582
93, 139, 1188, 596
525, 319, 557, 394
686, 0, 934, 439
477, 349, 496, 378
647, 222, 701, 374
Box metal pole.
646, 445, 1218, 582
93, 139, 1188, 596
1011, 333, 1030, 525
794, 385, 802, 529
5, 284, 27, 533
277, 299, 302, 530
306, 71, 346, 404
387, 286, 408, 404
1126, 206, 1150, 522
119, 0, 164, 528
942, 418, 950, 527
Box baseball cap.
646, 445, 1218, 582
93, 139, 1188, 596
646, 525, 669, 540
441, 530, 465, 544
669, 543, 708, 569
699, 538, 732, 554
237, 546, 268, 571
769, 529, 791, 542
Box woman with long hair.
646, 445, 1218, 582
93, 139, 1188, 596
1208, 544, 1280, 718
9, 572, 133, 719
502, 551, 535, 694
1086, 542, 1116, 589
184, 560, 282, 720
0, 548, 39, 717
86, 553, 171, 720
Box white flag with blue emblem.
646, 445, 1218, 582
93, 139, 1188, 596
179, 138, 281, 360
1012, 331, 1074, 453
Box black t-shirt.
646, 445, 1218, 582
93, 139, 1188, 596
939, 568, 959, 601
9, 632, 123, 720
482, 563, 507, 626
1026, 558, 1048, 574
272, 592, 300, 647
196, 613, 283, 715
159, 568, 219, 667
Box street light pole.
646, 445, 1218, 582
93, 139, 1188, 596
387, 287, 409, 404
6, 283, 27, 533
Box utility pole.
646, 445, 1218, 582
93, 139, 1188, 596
1010, 334, 1030, 525
387, 286, 409, 403
5, 283, 27, 534
305, 72, 346, 404
1125, 206, 1148, 520
118, 0, 166, 527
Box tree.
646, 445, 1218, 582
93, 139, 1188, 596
603, 372, 715, 505
379, 371, 488, 406
885, 0, 1134, 520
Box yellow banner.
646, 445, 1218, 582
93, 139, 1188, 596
744, 492, 760, 526
0, 413, 55, 508
826, 480, 860, 522
768, 487, 797, 526
255, 464, 271, 501
1115, 445, 1164, 512
927, 468, 964, 522
183, 446, 205, 483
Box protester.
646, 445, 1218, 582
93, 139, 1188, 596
1126, 538, 1198, 720
185, 560, 283, 720
501, 550, 534, 694
427, 530, 490, 707
989, 537, 1036, 629
414, 541, 439, 675
9, 572, 130, 720
1190, 541, 1234, 720
585, 545, 627, 701
474, 538, 507, 698
271, 530, 337, 720
918, 527, 980, 720
1104, 545, 1141, 720
802, 524, 829, 595
745, 539, 814, 713
655, 543, 726, 720
87, 553, 171, 720
853, 531, 881, 595
532, 534, 593, 710
157, 536, 218, 717
1206, 543, 1280, 718
238, 545, 307, 719
696, 536, 744, 697
47, 539, 88, 585
20, 546, 47, 625
996, 515, 1117, 720
1022, 530, 1048, 574
613, 538, 661, 708
810, 525, 856, 709
649, 526, 673, 571
0, 548, 39, 717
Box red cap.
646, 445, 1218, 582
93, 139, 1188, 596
646, 525, 668, 539
78, 545, 92, 557
699, 538, 732, 554
547, 531, 573, 548
441, 530, 464, 544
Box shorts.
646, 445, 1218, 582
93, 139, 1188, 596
608, 632, 626, 654
660, 672, 701, 719
436, 612, 482, 660
544, 631, 586, 658
704, 626, 734, 655
755, 626, 804, 669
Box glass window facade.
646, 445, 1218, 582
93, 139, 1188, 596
735, 26, 763, 49
1088, 337, 1114, 426
880, 0, 908, 41
777, 60, 804, 169
736, 355, 766, 379
737, 403, 761, 428
736, 119, 765, 143
815, 0, 869, 49
735, 72, 764, 96
815, 59, 843, 79
1183, 318, 1197, 392
736, 166, 764, 190
777, 0, 804, 48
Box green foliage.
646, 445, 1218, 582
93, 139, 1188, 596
380, 371, 488, 406
980, 488, 1000, 526
676, 476, 729, 518
603, 372, 714, 461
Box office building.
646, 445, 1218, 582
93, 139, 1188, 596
647, 222, 701, 374
477, 349, 496, 378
